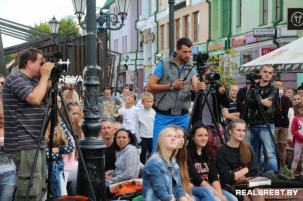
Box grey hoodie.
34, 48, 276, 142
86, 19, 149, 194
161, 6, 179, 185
110, 144, 141, 182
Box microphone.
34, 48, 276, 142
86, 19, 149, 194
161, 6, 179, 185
43, 51, 63, 58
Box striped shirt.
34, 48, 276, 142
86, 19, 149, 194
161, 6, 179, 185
3, 71, 46, 151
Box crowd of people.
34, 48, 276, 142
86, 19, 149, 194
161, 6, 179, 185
1, 37, 303, 201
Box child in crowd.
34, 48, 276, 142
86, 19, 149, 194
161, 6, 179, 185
117, 92, 141, 143
135, 92, 155, 164
61, 100, 82, 187
291, 101, 303, 171
288, 93, 303, 145
45, 114, 74, 197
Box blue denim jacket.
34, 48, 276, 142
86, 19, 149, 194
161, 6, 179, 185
142, 153, 186, 201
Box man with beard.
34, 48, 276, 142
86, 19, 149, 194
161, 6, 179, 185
146, 37, 199, 153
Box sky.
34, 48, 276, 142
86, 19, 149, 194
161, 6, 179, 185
0, 0, 106, 48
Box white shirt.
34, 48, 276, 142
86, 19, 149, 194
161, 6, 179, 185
118, 105, 141, 134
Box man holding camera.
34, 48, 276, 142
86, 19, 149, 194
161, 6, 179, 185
2, 48, 54, 201
146, 37, 199, 153
242, 65, 279, 171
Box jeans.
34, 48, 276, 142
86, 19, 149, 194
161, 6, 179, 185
152, 113, 189, 154
192, 186, 216, 201
0, 170, 17, 201
139, 138, 152, 164
248, 124, 278, 171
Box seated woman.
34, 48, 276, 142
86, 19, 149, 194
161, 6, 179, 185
172, 125, 217, 201
216, 119, 264, 201
105, 128, 140, 184
187, 122, 237, 201
142, 126, 187, 201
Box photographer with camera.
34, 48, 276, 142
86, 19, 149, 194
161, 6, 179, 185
2, 48, 54, 201
198, 65, 229, 153
146, 37, 199, 153
238, 65, 279, 171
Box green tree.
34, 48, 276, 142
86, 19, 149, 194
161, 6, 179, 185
5, 53, 17, 64
27, 17, 80, 42
208, 49, 239, 88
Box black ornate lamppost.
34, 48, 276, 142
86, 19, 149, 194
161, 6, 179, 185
168, 0, 175, 56
48, 16, 85, 75
80, 0, 130, 91
71, 0, 130, 200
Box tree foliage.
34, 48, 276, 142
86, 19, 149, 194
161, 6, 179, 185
208, 49, 239, 88
27, 17, 80, 42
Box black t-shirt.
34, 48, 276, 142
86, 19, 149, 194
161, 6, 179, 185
216, 143, 258, 185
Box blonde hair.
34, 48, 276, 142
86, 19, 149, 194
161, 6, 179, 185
126, 91, 136, 101
45, 120, 67, 147
155, 127, 178, 167
142, 92, 154, 101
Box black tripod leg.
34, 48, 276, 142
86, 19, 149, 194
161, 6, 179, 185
26, 90, 53, 201
186, 91, 203, 136
58, 90, 97, 201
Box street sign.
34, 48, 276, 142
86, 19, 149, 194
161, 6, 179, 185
288, 8, 303, 30
253, 28, 276, 37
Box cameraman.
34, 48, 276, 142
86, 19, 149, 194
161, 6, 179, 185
239, 65, 279, 171
199, 65, 229, 152
2, 48, 54, 201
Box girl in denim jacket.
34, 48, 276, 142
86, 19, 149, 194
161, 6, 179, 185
142, 127, 187, 201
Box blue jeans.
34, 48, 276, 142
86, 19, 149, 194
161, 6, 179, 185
248, 124, 278, 171
192, 186, 216, 201
152, 113, 189, 154
0, 170, 17, 201
220, 189, 238, 201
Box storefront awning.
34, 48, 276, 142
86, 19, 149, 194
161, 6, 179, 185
239, 37, 303, 73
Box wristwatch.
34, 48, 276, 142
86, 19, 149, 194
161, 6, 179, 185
169, 83, 174, 91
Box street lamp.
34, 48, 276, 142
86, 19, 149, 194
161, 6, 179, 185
71, 0, 129, 200
80, 0, 131, 91
48, 16, 84, 75
71, 0, 87, 24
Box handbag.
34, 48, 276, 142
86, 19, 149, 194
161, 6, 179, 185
109, 179, 143, 197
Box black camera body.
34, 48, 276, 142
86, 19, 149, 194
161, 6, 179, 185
245, 72, 261, 81
205, 72, 220, 81
193, 52, 208, 67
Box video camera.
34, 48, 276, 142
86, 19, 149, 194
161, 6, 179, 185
41, 59, 70, 83
245, 72, 261, 82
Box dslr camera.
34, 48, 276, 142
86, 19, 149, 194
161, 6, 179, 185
245, 72, 261, 82
205, 72, 220, 81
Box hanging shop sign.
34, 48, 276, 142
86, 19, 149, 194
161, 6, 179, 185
253, 28, 276, 37
208, 39, 226, 56
245, 33, 258, 44
261, 47, 277, 56
288, 8, 303, 30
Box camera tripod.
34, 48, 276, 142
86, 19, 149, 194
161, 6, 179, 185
186, 67, 224, 147
26, 81, 96, 201
240, 81, 283, 170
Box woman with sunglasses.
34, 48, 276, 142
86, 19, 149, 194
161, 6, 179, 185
142, 126, 187, 201
187, 122, 237, 201
105, 128, 141, 184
